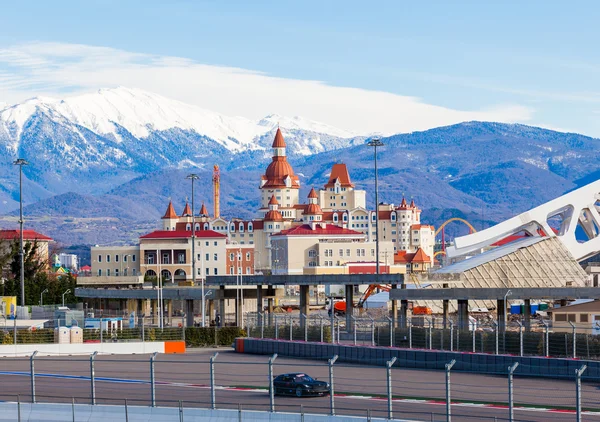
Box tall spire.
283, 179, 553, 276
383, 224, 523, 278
272, 128, 286, 148
199, 202, 209, 217
162, 201, 178, 219
181, 202, 192, 217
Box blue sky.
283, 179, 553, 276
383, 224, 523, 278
1, 0, 599, 136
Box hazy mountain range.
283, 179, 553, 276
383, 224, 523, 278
0, 88, 599, 250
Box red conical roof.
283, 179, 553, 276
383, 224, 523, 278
181, 202, 192, 216
269, 195, 279, 206
272, 128, 286, 148
398, 197, 408, 210
308, 188, 318, 199
324, 163, 354, 188
200, 203, 209, 216
162, 201, 178, 219
410, 199, 415, 208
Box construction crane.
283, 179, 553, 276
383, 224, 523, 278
213, 164, 220, 218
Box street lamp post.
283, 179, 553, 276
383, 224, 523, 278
40, 288, 48, 306
367, 139, 384, 284
503, 289, 512, 329
62, 289, 71, 307
186, 173, 205, 327
13, 158, 29, 307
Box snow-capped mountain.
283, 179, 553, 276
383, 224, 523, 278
0, 87, 361, 156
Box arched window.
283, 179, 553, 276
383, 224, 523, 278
195, 223, 200, 231
333, 213, 338, 222
343, 213, 348, 222
186, 223, 191, 231
248, 223, 253, 232
239, 223, 244, 232
204, 223, 209, 230
391, 213, 396, 221
230, 223, 236, 232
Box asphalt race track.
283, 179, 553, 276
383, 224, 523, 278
0, 349, 599, 422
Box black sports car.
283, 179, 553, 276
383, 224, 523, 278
273, 373, 330, 397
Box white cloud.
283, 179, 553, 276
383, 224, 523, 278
0, 42, 534, 135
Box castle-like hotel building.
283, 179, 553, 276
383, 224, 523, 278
85, 129, 434, 287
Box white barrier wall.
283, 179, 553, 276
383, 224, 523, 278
0, 402, 410, 422
0, 341, 165, 357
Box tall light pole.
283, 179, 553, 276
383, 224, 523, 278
62, 289, 71, 307
367, 139, 384, 285
187, 173, 205, 327
13, 158, 29, 307
40, 288, 48, 306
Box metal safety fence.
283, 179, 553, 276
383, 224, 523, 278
244, 313, 600, 360
0, 351, 596, 421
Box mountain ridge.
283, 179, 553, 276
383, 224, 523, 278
0, 88, 599, 247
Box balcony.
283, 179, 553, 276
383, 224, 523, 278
77, 275, 144, 286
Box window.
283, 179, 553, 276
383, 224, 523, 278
186, 223, 191, 231
98, 269, 102, 276
567, 314, 576, 322
580, 314, 589, 323
343, 214, 348, 222
178, 253, 185, 264
132, 255, 136, 262
124, 268, 128, 276
115, 268, 119, 277
107, 255, 111, 263
132, 269, 137, 276
124, 255, 128, 262
195, 223, 200, 231
214, 253, 218, 261
205, 241, 209, 246
230, 253, 234, 261
107, 269, 111, 276
248, 223, 253, 232
214, 268, 218, 275
239, 223, 244, 232
246, 267, 251, 274
147, 255, 155, 265
346, 249, 351, 256
339, 249, 344, 256
205, 253, 209, 261
206, 268, 209, 275
308, 250, 317, 258
98, 255, 102, 263
230, 267, 234, 275
214, 241, 217, 246
115, 254, 119, 262
246, 252, 251, 261
371, 249, 375, 257
162, 253, 169, 264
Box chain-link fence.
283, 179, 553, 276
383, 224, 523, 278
0, 351, 596, 421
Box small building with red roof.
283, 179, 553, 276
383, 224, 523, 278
0, 229, 53, 267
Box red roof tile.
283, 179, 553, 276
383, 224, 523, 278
200, 203, 209, 216
273, 224, 363, 236
181, 202, 192, 216
269, 195, 279, 206
272, 128, 286, 148
308, 187, 318, 199
305, 203, 323, 215
325, 163, 354, 188
141, 230, 226, 240
411, 248, 431, 263
0, 229, 53, 241
162, 201, 178, 219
